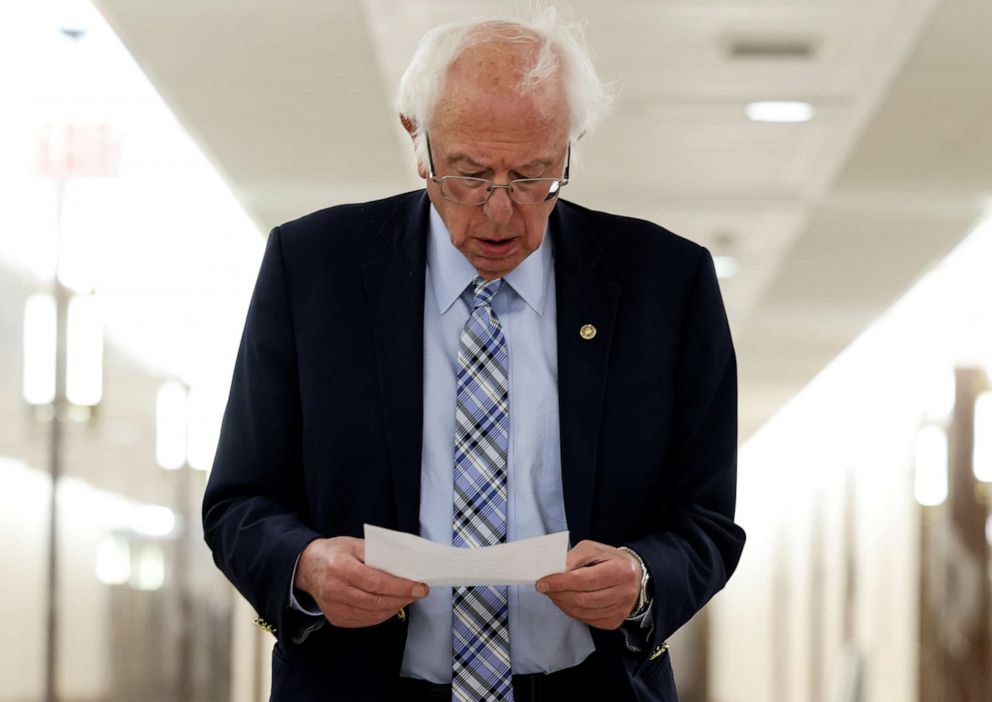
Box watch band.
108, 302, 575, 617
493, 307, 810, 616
617, 546, 651, 618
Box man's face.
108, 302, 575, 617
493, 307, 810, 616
414, 47, 570, 280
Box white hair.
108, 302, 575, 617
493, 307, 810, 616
395, 7, 614, 168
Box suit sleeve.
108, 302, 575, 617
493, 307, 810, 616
202, 226, 322, 643
623, 246, 745, 657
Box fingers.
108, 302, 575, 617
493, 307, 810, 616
301, 536, 429, 628
338, 585, 420, 613
315, 538, 426, 599
564, 540, 611, 570
545, 584, 621, 612
543, 589, 632, 630
351, 563, 428, 599
543, 578, 632, 616
321, 577, 422, 628
328, 557, 428, 624
543, 585, 635, 630
535, 540, 643, 630
538, 556, 628, 594
323, 585, 419, 627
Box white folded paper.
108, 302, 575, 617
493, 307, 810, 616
363, 524, 569, 586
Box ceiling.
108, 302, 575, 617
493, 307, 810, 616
92, 0, 992, 439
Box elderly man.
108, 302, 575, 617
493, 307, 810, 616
204, 11, 744, 702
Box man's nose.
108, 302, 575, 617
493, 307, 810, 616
483, 186, 514, 224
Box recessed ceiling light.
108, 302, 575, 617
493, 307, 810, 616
746, 101, 814, 123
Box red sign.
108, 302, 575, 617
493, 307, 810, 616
37, 122, 121, 179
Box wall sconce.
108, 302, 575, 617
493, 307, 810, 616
156, 381, 188, 470
66, 293, 103, 406
156, 381, 218, 472
22, 293, 57, 405
914, 424, 948, 507
22, 291, 103, 411
974, 391, 992, 505
95, 534, 168, 592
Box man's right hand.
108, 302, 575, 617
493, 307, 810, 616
294, 536, 428, 628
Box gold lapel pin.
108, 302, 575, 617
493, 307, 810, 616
579, 324, 597, 340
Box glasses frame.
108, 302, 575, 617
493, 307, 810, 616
424, 132, 570, 206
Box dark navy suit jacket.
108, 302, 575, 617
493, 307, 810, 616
203, 191, 745, 701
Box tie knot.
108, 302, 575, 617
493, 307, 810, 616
470, 276, 502, 309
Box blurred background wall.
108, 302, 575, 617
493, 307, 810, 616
1, 0, 990, 700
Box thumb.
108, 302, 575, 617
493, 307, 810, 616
565, 540, 606, 571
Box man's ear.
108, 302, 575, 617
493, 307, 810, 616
399, 114, 428, 179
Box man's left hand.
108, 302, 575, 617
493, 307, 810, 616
535, 540, 642, 630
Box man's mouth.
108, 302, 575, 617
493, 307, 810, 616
477, 238, 515, 256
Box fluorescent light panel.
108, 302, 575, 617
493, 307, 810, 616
914, 425, 948, 506
95, 535, 130, 586
746, 101, 815, 123
23, 293, 57, 405
132, 544, 165, 591
131, 504, 176, 537
66, 293, 103, 406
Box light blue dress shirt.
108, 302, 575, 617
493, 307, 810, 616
399, 206, 595, 681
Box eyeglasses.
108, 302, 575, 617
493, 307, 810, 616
425, 132, 570, 206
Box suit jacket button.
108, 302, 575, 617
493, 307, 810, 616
253, 618, 276, 635
649, 641, 669, 661
579, 324, 597, 340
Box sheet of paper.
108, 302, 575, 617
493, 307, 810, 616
363, 524, 569, 586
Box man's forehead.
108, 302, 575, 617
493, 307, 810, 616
435, 92, 564, 130
443, 40, 565, 103
431, 103, 568, 161
434, 72, 567, 135
446, 150, 552, 170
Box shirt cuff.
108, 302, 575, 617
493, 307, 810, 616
288, 552, 323, 616
288, 551, 325, 643
620, 598, 654, 653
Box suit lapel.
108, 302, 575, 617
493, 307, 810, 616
552, 204, 622, 543
361, 193, 430, 535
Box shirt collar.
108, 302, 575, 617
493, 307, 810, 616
427, 204, 552, 315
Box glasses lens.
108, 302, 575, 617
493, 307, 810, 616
438, 177, 563, 205
440, 177, 489, 205
511, 179, 561, 204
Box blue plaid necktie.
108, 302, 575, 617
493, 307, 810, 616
452, 276, 513, 702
